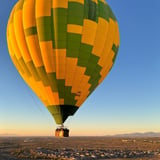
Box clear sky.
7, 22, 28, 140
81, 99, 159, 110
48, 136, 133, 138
1, 0, 160, 136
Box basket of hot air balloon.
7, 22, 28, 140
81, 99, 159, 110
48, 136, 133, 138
7, 0, 119, 137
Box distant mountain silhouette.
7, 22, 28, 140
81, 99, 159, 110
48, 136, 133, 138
106, 132, 160, 137
0, 133, 17, 137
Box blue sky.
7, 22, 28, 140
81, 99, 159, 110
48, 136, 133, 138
0, 0, 160, 136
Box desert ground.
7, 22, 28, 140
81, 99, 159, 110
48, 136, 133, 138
1, 136, 160, 159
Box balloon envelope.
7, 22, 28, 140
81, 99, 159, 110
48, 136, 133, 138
7, 0, 120, 125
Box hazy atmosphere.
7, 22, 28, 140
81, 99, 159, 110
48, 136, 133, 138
1, 0, 160, 136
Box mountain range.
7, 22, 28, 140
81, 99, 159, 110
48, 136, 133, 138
106, 132, 160, 137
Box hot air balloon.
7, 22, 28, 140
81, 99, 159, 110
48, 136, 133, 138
7, 0, 119, 137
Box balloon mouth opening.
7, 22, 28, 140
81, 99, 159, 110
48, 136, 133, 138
47, 105, 79, 124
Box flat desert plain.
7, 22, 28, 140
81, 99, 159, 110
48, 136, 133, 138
0, 136, 160, 159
